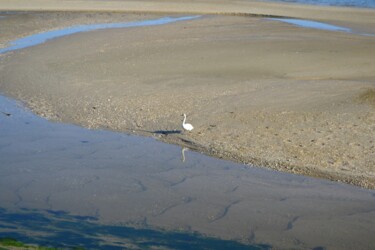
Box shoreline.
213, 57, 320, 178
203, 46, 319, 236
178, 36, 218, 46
0, 4, 374, 189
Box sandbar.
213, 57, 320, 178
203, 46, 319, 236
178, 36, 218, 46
0, 1, 374, 188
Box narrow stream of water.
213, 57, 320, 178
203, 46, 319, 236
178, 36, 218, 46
0, 16, 200, 54
0, 13, 372, 56
269, 18, 375, 36
0, 16, 374, 249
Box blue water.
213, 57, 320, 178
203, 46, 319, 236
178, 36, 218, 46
0, 16, 200, 54
271, 18, 351, 31
1, 93, 374, 249
269, 18, 375, 36
264, 0, 375, 8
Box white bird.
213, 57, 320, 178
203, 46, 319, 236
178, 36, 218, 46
182, 113, 194, 131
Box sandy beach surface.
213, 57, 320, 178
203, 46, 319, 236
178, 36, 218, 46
0, 0, 374, 189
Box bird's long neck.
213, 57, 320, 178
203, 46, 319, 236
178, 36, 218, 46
183, 114, 186, 124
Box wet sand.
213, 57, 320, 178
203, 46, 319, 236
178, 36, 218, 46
0, 1, 375, 189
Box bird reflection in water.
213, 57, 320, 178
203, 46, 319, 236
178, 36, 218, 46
181, 147, 189, 163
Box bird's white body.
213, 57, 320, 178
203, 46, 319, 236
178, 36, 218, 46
182, 114, 194, 131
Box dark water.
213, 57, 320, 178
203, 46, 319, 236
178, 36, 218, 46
264, 0, 375, 8
0, 208, 268, 250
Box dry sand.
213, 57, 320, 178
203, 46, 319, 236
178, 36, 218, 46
0, 1, 374, 189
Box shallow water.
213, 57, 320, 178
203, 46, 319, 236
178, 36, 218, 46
271, 18, 351, 32
0, 15, 200, 54
0, 14, 372, 58
1, 95, 375, 249
269, 18, 375, 36
264, 0, 375, 8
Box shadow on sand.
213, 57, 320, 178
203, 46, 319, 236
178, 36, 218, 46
153, 130, 182, 135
